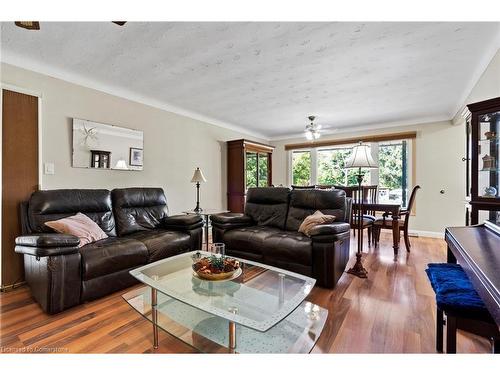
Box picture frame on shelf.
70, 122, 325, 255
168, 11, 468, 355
129, 147, 143, 167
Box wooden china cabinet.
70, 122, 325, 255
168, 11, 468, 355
227, 139, 274, 212
467, 97, 500, 226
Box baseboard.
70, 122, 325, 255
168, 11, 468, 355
0, 280, 26, 292
408, 230, 444, 239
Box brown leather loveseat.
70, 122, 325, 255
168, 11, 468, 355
15, 187, 203, 314
211, 187, 352, 288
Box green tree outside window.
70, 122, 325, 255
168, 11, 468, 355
292, 151, 311, 186
317, 148, 370, 186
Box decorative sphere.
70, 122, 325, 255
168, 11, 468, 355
484, 186, 497, 197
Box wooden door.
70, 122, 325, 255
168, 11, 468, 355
2, 89, 39, 287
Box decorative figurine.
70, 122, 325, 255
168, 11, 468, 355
484, 131, 497, 140
482, 154, 496, 170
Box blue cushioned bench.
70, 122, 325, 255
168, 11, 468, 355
425, 263, 499, 353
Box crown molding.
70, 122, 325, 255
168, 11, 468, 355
269, 115, 451, 142
0, 52, 270, 141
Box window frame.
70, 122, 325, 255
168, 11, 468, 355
287, 138, 415, 209
289, 148, 314, 187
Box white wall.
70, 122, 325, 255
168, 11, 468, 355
0, 63, 267, 215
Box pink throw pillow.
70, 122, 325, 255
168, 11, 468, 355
45, 212, 108, 247
298, 210, 336, 237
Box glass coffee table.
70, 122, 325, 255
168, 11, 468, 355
123, 251, 327, 353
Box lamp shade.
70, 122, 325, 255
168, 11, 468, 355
190, 167, 207, 183
345, 142, 378, 169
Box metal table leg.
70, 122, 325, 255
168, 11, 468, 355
228, 321, 236, 349
205, 214, 210, 251
228, 307, 238, 351
151, 287, 158, 349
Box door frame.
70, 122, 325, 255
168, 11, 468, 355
0, 83, 43, 288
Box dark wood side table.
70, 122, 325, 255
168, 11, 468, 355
445, 224, 500, 328
183, 209, 229, 251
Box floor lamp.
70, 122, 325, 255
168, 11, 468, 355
345, 141, 378, 278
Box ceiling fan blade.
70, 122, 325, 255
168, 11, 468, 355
14, 21, 40, 30
112, 21, 127, 26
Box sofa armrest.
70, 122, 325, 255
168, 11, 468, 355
211, 213, 254, 230
15, 233, 80, 248
309, 222, 351, 243
162, 214, 203, 231
15, 234, 81, 257
345, 197, 353, 223
15, 245, 80, 257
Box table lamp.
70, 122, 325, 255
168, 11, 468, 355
114, 159, 129, 170
191, 167, 206, 213
344, 141, 378, 278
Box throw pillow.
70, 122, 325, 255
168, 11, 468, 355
298, 210, 336, 237
45, 212, 108, 247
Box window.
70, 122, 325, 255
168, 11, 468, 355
317, 148, 370, 186
291, 150, 311, 186
289, 139, 413, 207
378, 140, 409, 206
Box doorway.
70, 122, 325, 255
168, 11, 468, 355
1, 89, 39, 289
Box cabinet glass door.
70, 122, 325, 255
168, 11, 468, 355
246, 152, 258, 189
477, 111, 499, 199
245, 152, 270, 189
258, 153, 269, 187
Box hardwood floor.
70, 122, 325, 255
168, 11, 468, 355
0, 233, 491, 354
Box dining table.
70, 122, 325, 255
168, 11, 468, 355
354, 202, 402, 256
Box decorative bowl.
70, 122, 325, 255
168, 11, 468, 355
192, 255, 240, 281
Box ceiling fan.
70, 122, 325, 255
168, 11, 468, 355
14, 21, 127, 30
304, 115, 322, 141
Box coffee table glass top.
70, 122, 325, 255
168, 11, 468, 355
129, 251, 316, 332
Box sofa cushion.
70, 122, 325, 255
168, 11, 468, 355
28, 189, 116, 236
112, 188, 169, 236
81, 237, 148, 280
286, 189, 347, 231
244, 187, 290, 229
298, 210, 336, 237
223, 226, 282, 256
125, 229, 191, 262
263, 231, 312, 267
45, 212, 108, 247
425, 263, 493, 321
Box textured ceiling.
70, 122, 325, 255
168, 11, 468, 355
1, 22, 499, 139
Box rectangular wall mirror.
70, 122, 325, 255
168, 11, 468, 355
72, 118, 144, 171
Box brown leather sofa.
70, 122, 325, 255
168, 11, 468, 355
15, 187, 203, 314
211, 187, 352, 288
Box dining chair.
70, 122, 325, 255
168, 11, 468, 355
350, 187, 376, 244
334, 185, 356, 198
373, 185, 421, 251
314, 184, 334, 190
362, 185, 378, 220
291, 185, 316, 190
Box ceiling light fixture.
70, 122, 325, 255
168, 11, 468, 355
305, 115, 321, 141
14, 22, 40, 30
